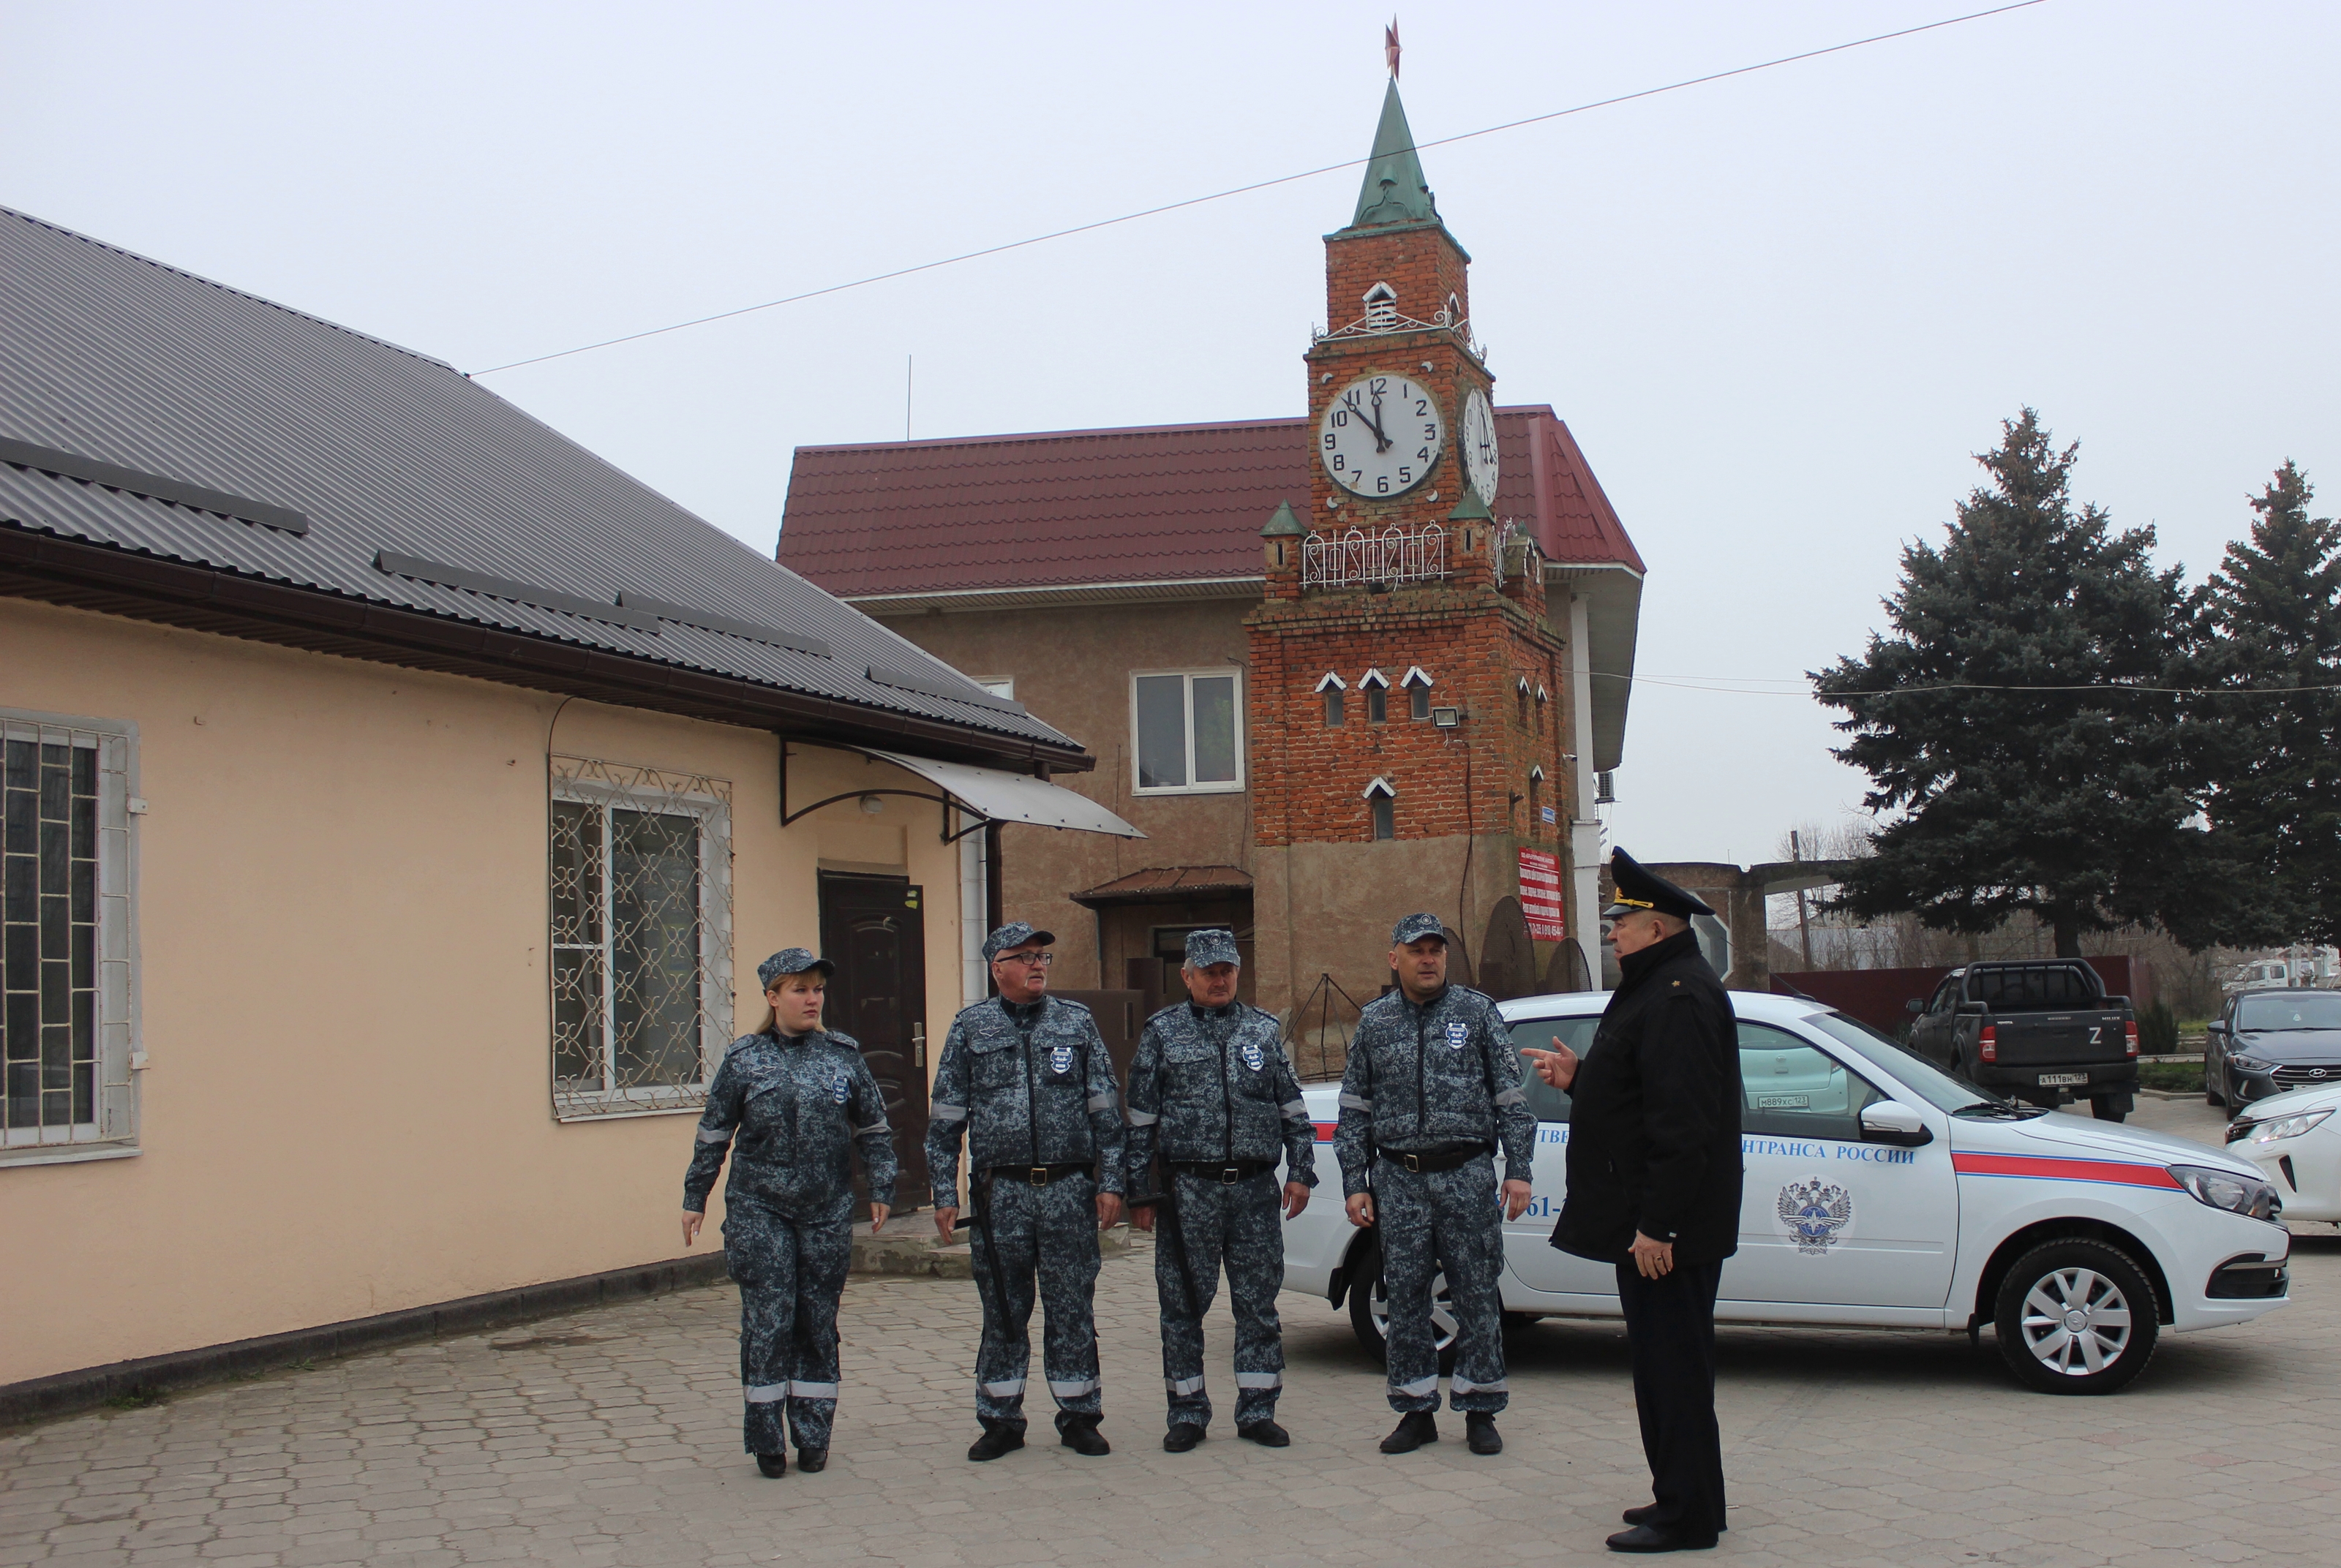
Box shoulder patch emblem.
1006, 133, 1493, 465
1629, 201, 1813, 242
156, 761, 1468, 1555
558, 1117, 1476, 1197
830, 1071, 851, 1105
1241, 1040, 1265, 1072
1050, 1042, 1076, 1076
1445, 1020, 1469, 1052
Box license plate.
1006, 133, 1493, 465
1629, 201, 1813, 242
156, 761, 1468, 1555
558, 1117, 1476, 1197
2037, 1072, 2089, 1088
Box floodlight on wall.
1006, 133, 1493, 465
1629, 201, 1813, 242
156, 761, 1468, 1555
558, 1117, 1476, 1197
1431, 706, 1462, 729
1596, 770, 1617, 804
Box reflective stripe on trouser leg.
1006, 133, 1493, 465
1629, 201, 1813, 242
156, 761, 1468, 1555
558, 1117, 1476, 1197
1429, 1155, 1509, 1414
1154, 1169, 1221, 1430
1375, 1164, 1443, 1414
1034, 1171, 1105, 1428
1220, 1169, 1288, 1426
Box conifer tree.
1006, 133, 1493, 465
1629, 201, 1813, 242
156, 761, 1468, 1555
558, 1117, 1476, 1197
2200, 462, 2341, 946
1813, 411, 2206, 956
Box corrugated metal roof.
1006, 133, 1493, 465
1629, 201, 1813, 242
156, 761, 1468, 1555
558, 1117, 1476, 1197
0, 206, 1077, 759
776, 407, 1640, 598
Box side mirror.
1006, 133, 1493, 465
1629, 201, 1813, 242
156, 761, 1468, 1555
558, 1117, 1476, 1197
1905, 997, 1925, 1014
1860, 1101, 1934, 1148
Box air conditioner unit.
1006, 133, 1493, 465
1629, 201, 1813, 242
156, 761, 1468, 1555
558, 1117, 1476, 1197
1595, 769, 1616, 804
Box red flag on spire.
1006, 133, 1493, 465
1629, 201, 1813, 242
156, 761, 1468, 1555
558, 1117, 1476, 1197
1385, 17, 1401, 80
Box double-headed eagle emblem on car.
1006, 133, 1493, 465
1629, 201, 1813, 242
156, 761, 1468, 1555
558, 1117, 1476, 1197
1777, 1178, 1854, 1256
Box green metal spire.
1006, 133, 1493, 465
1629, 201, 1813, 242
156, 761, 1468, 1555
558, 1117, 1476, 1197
1350, 80, 1438, 227
1260, 499, 1306, 537
1447, 489, 1492, 522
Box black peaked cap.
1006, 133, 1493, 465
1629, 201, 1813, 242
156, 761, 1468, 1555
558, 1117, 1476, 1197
1602, 848, 1717, 921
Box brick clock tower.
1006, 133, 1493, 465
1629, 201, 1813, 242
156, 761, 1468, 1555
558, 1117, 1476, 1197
1248, 78, 1583, 1015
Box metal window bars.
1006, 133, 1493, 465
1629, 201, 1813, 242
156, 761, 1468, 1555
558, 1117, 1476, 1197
549, 755, 733, 1120
1301, 524, 1448, 590
1, 716, 134, 1153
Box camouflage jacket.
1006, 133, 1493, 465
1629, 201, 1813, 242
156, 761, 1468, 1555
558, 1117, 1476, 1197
1333, 984, 1535, 1196
925, 994, 1127, 1197
683, 1029, 897, 1224
1123, 1001, 1318, 1201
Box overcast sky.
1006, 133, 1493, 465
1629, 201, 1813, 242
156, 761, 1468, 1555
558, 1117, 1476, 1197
7, 1, 2337, 866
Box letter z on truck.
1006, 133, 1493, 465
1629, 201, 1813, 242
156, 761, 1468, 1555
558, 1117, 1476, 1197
1282, 992, 2288, 1393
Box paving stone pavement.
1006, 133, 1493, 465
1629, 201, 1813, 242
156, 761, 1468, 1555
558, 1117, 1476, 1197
7, 1098, 2337, 1567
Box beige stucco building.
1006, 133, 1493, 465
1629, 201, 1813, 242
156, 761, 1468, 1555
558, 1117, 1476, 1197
0, 208, 1130, 1399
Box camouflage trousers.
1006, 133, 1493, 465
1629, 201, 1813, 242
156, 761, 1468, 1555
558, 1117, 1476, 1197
971, 1169, 1102, 1433
1375, 1153, 1508, 1414
1154, 1168, 1286, 1430
723, 1202, 853, 1455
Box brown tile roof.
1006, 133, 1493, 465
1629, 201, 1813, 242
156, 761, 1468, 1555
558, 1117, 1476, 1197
776, 407, 1640, 599
1069, 865, 1255, 908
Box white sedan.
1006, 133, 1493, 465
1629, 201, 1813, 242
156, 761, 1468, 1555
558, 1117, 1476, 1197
1283, 990, 2291, 1394
2227, 1082, 2341, 1221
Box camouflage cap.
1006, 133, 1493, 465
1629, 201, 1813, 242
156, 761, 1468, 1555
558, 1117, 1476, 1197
1181, 929, 1241, 968
1391, 913, 1448, 946
982, 921, 1056, 962
757, 947, 834, 988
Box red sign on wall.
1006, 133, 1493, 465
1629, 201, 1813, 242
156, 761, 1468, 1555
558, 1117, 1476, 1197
1518, 848, 1566, 941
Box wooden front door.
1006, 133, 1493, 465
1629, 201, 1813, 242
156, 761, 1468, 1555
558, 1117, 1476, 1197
817, 872, 931, 1210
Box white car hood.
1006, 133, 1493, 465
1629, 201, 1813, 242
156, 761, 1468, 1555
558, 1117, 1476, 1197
1974, 1109, 2255, 1177
2231, 1082, 2341, 1118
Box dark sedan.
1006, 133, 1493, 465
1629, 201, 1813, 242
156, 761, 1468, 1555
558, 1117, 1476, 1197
2209, 989, 2341, 1107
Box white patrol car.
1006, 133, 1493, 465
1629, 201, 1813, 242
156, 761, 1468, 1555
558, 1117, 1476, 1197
1283, 990, 2291, 1394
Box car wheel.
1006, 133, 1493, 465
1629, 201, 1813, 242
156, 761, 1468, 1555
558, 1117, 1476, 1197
1347, 1248, 1461, 1374
2206, 1055, 2224, 1108
1993, 1237, 2159, 1395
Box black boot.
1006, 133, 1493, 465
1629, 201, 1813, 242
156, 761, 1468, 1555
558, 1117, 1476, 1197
1379, 1411, 1438, 1453
1162, 1422, 1205, 1452
1059, 1417, 1111, 1457
1237, 1419, 1290, 1447
966, 1425, 1025, 1462
754, 1451, 787, 1478
795, 1447, 827, 1474
1465, 1413, 1503, 1455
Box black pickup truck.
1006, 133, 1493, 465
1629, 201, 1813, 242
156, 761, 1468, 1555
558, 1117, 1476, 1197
1906, 961, 2139, 1120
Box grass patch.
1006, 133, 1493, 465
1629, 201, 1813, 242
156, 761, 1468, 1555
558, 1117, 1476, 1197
2137, 1060, 2205, 1093
102, 1387, 167, 1410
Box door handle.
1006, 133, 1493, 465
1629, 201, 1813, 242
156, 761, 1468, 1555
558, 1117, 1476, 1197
913, 1022, 926, 1069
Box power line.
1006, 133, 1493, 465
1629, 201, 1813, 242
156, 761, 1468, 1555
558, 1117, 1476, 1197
469, 1, 2049, 377
1597, 672, 2341, 698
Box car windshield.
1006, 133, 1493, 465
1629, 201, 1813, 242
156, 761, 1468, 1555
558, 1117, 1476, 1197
1800, 1010, 2048, 1118
2236, 992, 2341, 1031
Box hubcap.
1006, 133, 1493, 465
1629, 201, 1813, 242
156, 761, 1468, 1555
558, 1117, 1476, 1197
1370, 1269, 1460, 1352
2020, 1267, 2133, 1376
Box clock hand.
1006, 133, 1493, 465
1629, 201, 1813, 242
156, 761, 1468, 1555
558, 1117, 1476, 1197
1362, 392, 1394, 453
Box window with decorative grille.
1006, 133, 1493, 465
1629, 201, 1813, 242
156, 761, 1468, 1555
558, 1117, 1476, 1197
1, 712, 136, 1161
548, 756, 733, 1120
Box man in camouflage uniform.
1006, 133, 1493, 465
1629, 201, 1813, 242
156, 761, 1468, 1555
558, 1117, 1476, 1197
928, 922, 1127, 1460
1337, 913, 1536, 1457
1124, 929, 1318, 1451
682, 948, 897, 1478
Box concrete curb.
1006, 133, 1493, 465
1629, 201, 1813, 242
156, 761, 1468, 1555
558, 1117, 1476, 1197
0, 1254, 732, 1431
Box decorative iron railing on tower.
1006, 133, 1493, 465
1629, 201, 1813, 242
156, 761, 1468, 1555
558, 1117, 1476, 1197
1301, 524, 1448, 589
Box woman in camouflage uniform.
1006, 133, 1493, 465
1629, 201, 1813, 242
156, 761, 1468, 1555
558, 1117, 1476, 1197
682, 949, 897, 1478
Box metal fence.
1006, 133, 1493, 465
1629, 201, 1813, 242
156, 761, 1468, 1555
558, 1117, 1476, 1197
1301, 524, 1448, 590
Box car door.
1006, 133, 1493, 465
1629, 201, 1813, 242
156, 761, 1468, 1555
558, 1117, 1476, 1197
1722, 1020, 1959, 1311
1496, 1012, 1619, 1297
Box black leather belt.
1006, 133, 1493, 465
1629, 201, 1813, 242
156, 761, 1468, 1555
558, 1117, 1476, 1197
1374, 1142, 1494, 1175
1170, 1160, 1277, 1185
987, 1162, 1093, 1187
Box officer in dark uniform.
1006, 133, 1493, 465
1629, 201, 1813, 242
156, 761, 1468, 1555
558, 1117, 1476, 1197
926, 922, 1127, 1461
1124, 929, 1318, 1451
1525, 851, 1743, 1553
1335, 913, 1536, 1458
682, 948, 898, 1480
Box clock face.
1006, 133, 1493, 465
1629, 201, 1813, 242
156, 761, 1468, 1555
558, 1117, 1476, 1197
1461, 388, 1499, 506
1320, 374, 1444, 499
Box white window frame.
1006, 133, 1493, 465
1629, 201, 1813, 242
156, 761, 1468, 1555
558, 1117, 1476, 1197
0, 708, 140, 1168
1129, 669, 1246, 796
549, 756, 734, 1122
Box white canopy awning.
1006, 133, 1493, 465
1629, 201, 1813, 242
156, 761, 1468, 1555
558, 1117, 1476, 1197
864, 749, 1146, 839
